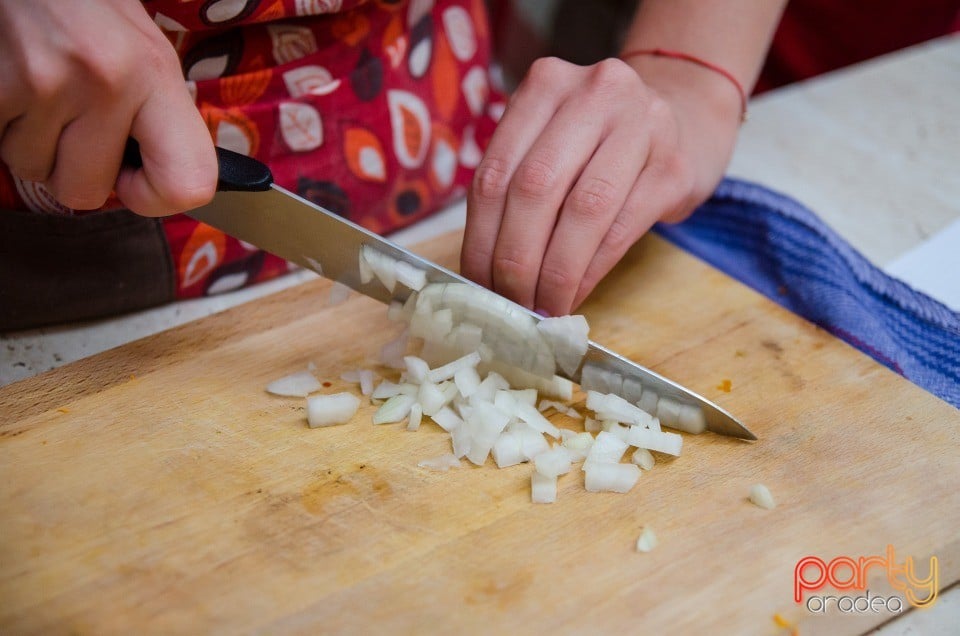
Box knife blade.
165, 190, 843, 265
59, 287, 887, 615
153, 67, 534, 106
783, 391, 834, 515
182, 146, 755, 440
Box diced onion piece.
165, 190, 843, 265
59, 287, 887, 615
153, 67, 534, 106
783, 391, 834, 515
407, 403, 423, 431
536, 315, 589, 377
266, 370, 321, 397
359, 369, 375, 396
656, 397, 682, 428
454, 366, 482, 398
586, 391, 657, 428
326, 281, 352, 306
431, 406, 464, 432
492, 431, 524, 468
427, 351, 481, 383
531, 471, 558, 504
418, 454, 461, 472
638, 389, 659, 416
580, 363, 623, 395
622, 427, 683, 456
514, 423, 550, 460
465, 400, 512, 465
622, 377, 644, 404
431, 308, 454, 338
371, 380, 418, 399
558, 429, 577, 442
450, 422, 472, 458
635, 526, 658, 552
515, 401, 561, 439
358, 249, 374, 284
583, 431, 629, 466
307, 392, 361, 428
749, 483, 776, 510
483, 359, 574, 400
394, 260, 427, 291
562, 432, 595, 462
564, 406, 583, 420
584, 417, 601, 433
584, 462, 641, 493
472, 371, 509, 403
676, 404, 707, 434
373, 394, 416, 424
417, 381, 447, 416
403, 355, 431, 384
631, 448, 656, 470
510, 388, 538, 407
605, 421, 631, 443
360, 245, 397, 292
534, 447, 572, 478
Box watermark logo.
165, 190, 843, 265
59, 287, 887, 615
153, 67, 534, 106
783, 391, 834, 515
795, 545, 938, 614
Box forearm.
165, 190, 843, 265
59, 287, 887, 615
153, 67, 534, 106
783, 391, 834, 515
621, 0, 787, 118
617, 0, 787, 209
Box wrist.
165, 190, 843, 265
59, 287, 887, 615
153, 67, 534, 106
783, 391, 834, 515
621, 54, 743, 211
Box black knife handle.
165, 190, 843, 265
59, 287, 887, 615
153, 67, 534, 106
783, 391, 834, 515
122, 138, 273, 192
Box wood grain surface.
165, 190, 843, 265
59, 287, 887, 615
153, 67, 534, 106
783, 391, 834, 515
1, 232, 957, 635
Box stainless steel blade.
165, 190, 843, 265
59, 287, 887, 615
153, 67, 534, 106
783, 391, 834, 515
188, 185, 755, 440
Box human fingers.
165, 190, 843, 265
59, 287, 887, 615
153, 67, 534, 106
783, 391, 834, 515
533, 125, 649, 317
462, 57, 580, 289
115, 83, 217, 217
571, 140, 696, 310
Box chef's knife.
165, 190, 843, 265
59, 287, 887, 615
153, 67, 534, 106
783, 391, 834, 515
141, 143, 754, 440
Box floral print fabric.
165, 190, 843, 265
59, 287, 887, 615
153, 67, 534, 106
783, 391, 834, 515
0, 0, 502, 299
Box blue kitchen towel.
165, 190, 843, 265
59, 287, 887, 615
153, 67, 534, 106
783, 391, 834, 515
656, 177, 960, 408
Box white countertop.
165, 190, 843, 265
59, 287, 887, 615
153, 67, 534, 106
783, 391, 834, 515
1, 35, 957, 633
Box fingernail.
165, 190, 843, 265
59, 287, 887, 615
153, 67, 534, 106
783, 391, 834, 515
535, 308, 551, 318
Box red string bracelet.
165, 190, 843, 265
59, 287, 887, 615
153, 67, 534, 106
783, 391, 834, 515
619, 48, 748, 123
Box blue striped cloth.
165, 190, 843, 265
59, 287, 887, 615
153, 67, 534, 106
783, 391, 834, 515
656, 178, 960, 408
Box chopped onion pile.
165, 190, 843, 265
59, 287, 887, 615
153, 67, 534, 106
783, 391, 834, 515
268, 247, 738, 549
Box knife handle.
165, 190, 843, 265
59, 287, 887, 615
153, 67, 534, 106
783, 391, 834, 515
122, 139, 274, 193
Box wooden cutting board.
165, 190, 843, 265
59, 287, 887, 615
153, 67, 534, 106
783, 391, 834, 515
1, 232, 957, 635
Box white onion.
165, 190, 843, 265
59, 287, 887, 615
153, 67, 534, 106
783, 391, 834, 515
676, 404, 707, 434
407, 403, 423, 431
307, 392, 361, 428
266, 370, 321, 397
464, 400, 511, 465
359, 369, 375, 396
655, 397, 682, 428
417, 381, 447, 416
622, 426, 683, 456
450, 422, 472, 458
514, 423, 550, 460
586, 391, 656, 428
387, 300, 406, 322
583, 431, 628, 466
472, 371, 509, 403
561, 432, 595, 461
534, 447, 572, 478
749, 484, 776, 510
638, 389, 659, 416
430, 405, 463, 432
359, 245, 397, 292
393, 259, 427, 291
515, 401, 560, 439
622, 377, 644, 404
453, 366, 482, 397
372, 394, 416, 424
418, 454, 461, 471
584, 417, 601, 433
492, 431, 524, 468
635, 526, 658, 552
427, 351, 481, 383
536, 314, 589, 377
580, 363, 623, 395
584, 462, 640, 493
631, 448, 656, 470
531, 471, 558, 504
371, 380, 417, 399
403, 355, 430, 384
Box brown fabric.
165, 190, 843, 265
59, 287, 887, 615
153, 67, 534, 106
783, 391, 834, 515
0, 209, 174, 331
